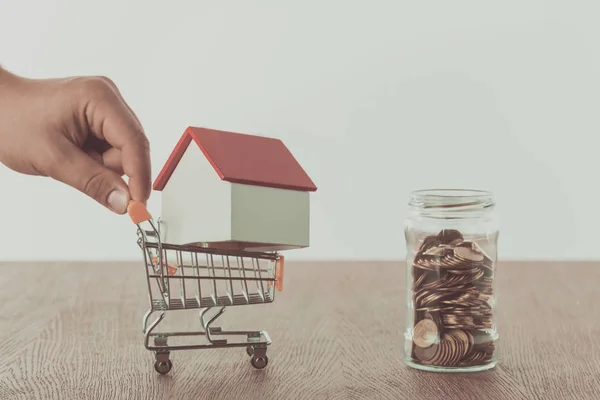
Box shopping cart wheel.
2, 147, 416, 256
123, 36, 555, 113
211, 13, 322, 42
251, 356, 268, 370
154, 360, 173, 375
246, 345, 254, 356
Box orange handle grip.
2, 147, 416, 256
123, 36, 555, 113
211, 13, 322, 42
127, 200, 152, 224
267, 256, 285, 292
275, 256, 284, 292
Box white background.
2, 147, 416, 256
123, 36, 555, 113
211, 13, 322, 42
0, 0, 599, 261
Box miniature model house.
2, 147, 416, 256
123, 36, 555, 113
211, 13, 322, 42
152, 126, 317, 252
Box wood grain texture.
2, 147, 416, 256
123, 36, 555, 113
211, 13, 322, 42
1, 261, 599, 400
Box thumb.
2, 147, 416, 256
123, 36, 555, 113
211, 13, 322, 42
46, 139, 131, 214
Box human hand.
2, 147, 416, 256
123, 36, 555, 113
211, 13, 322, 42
0, 67, 151, 214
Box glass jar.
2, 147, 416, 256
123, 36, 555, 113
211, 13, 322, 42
403, 189, 499, 372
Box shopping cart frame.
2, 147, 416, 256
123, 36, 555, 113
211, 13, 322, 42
128, 201, 283, 375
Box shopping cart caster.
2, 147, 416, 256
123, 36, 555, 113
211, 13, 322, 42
246, 345, 254, 356
154, 360, 172, 375
154, 350, 172, 375
251, 356, 268, 369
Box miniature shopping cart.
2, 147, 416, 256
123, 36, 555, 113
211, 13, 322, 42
127, 201, 284, 375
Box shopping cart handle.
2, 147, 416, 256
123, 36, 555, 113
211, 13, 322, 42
127, 200, 152, 224
275, 256, 284, 292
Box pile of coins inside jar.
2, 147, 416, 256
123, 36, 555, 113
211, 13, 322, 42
410, 229, 495, 367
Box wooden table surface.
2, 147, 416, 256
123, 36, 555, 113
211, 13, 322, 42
1, 261, 599, 400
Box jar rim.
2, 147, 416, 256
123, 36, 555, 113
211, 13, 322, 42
409, 189, 495, 210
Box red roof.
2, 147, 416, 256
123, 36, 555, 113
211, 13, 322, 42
153, 127, 317, 192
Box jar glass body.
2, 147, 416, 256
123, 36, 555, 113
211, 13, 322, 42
403, 189, 499, 372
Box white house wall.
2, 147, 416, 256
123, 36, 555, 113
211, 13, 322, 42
230, 183, 310, 248
160, 143, 231, 245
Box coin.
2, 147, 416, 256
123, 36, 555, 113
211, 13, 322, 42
441, 334, 455, 366
421, 276, 448, 290
466, 330, 475, 352
420, 291, 456, 306
460, 350, 487, 366
442, 314, 474, 325
452, 332, 466, 365
410, 228, 496, 367
442, 325, 475, 330
416, 256, 449, 271
413, 319, 439, 348
449, 329, 471, 359
416, 236, 442, 258
422, 235, 440, 248
449, 238, 464, 246
423, 246, 449, 257
428, 339, 446, 365
446, 267, 481, 275
413, 271, 428, 290
454, 246, 484, 263
440, 256, 466, 268
443, 332, 464, 366
438, 229, 463, 244
414, 260, 436, 271
424, 311, 443, 328
414, 342, 439, 362
421, 258, 445, 270
471, 268, 485, 281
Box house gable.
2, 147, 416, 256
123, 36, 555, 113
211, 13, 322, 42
160, 142, 232, 245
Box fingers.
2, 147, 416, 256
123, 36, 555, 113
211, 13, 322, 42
47, 137, 131, 214
81, 78, 151, 203
82, 137, 124, 176
100, 147, 125, 176
119, 136, 151, 203
85, 148, 125, 176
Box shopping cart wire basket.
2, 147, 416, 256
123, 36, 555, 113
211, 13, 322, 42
127, 201, 284, 374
